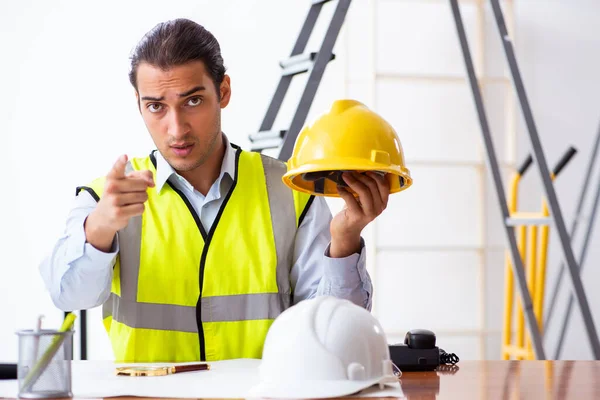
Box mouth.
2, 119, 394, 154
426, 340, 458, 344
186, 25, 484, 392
170, 143, 195, 157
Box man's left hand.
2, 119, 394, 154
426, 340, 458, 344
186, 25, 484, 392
329, 171, 391, 258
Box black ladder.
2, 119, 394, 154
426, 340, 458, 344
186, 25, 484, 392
249, 0, 352, 161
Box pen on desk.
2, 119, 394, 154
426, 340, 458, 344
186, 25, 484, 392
169, 364, 210, 374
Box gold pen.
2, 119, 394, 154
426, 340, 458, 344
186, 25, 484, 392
116, 363, 210, 377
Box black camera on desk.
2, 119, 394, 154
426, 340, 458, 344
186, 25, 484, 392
388, 329, 459, 371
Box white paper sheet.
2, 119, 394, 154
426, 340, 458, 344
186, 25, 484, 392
0, 360, 404, 399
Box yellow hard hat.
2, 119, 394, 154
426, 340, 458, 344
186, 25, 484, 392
282, 99, 412, 197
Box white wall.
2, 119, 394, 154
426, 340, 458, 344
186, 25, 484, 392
1, 0, 599, 362
344, 0, 600, 360
345, 0, 515, 360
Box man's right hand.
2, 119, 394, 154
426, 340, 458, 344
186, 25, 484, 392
84, 155, 155, 252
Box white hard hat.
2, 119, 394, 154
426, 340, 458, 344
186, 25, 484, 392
248, 296, 399, 399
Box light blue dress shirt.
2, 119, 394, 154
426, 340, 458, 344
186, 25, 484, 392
39, 135, 373, 313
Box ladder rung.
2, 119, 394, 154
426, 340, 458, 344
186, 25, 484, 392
250, 138, 283, 151
249, 130, 286, 143
280, 52, 335, 76
506, 213, 552, 226
502, 345, 532, 359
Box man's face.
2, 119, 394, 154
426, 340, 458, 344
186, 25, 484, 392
136, 61, 231, 172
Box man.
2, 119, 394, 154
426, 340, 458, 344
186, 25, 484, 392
40, 18, 390, 362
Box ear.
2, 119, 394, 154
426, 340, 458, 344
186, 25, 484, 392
219, 75, 231, 108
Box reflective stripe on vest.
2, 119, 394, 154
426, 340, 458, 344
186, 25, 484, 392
79, 144, 313, 362
102, 292, 288, 330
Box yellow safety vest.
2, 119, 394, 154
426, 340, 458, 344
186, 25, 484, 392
77, 144, 313, 362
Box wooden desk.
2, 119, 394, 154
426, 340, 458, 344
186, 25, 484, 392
99, 361, 600, 399
3, 361, 599, 400
396, 360, 599, 400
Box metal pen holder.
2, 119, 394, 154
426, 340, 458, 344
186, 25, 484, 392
16, 329, 73, 399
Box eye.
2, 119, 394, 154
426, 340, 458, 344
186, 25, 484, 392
147, 103, 163, 113
186, 96, 203, 107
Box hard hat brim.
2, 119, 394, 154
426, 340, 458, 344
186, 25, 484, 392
283, 159, 412, 197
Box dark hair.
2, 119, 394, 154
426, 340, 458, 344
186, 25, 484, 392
129, 18, 226, 93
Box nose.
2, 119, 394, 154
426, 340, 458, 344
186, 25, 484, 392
167, 110, 190, 139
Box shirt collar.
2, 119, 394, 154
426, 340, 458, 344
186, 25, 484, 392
154, 133, 237, 195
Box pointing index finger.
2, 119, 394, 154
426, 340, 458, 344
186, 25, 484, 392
107, 155, 128, 180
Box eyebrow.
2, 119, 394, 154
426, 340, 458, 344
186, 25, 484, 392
140, 86, 206, 102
